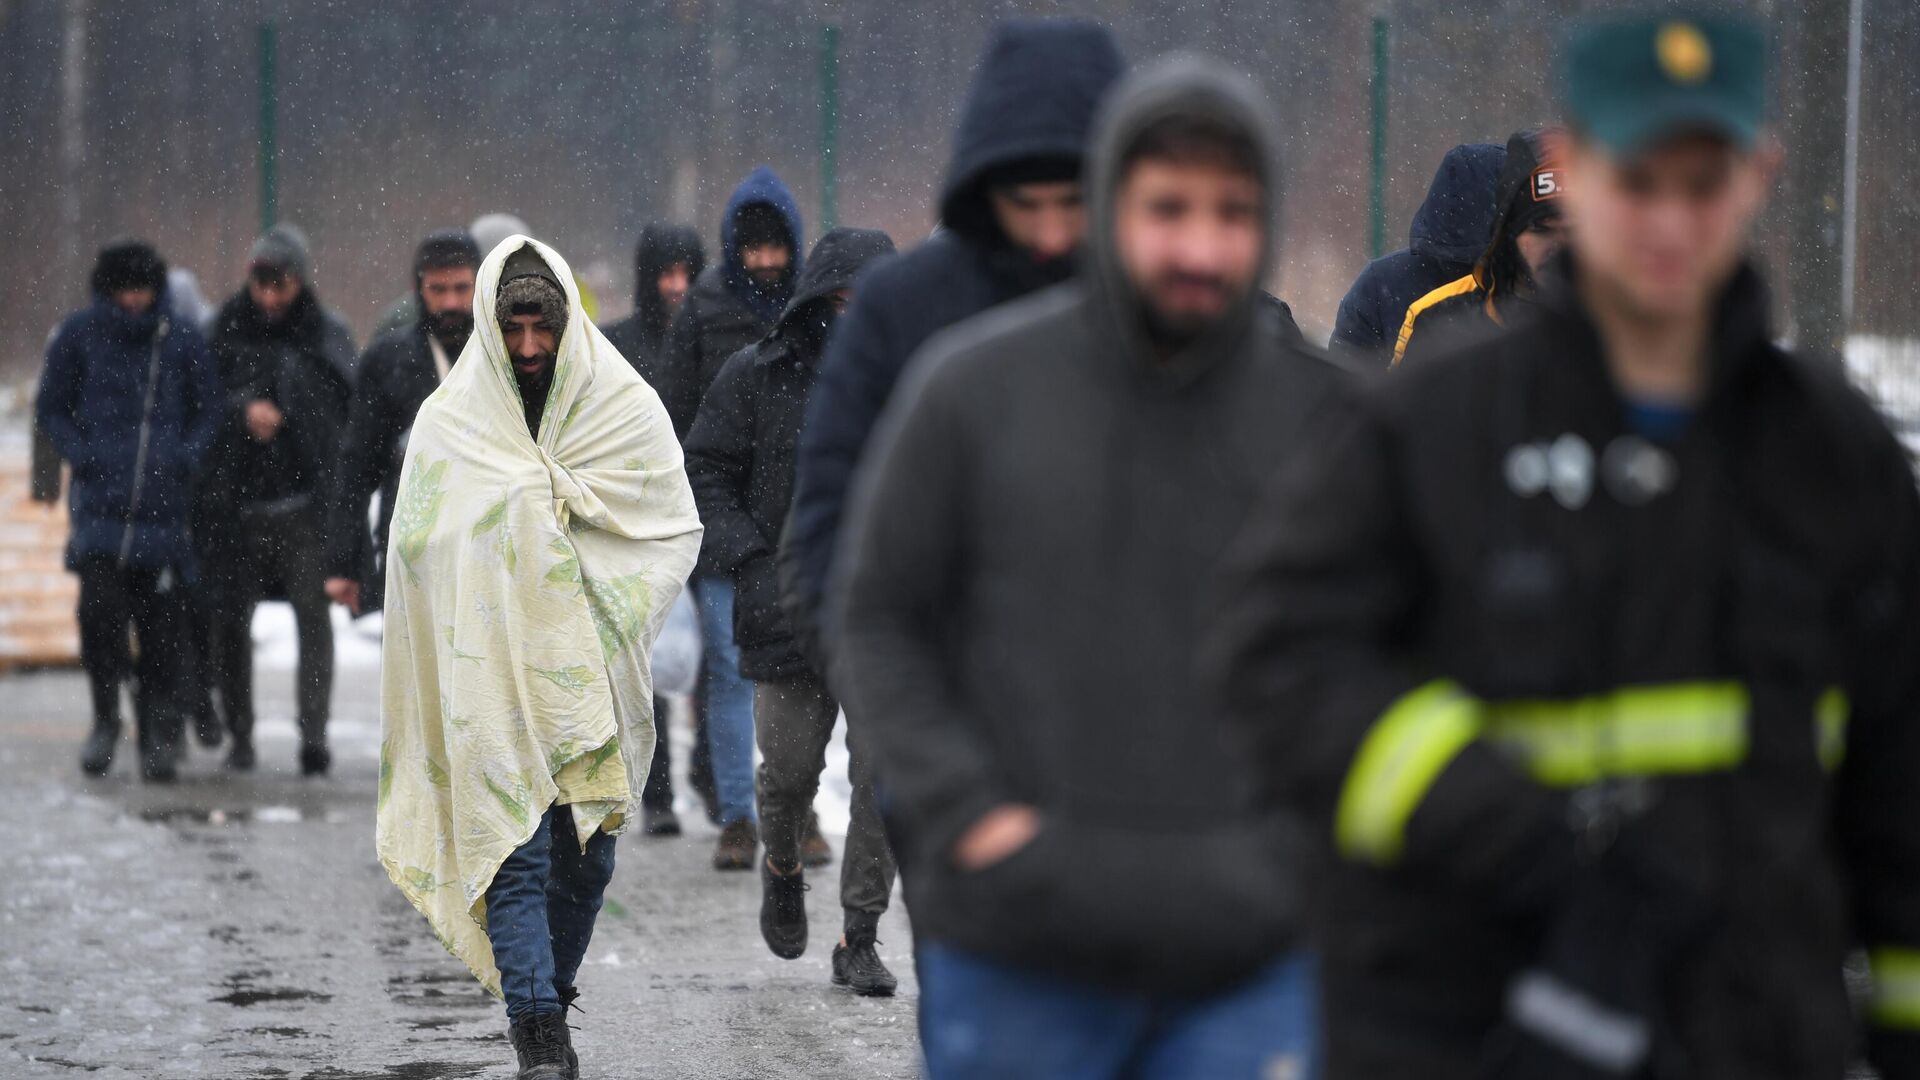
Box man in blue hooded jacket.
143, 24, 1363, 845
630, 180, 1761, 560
661, 167, 815, 873
37, 239, 223, 781
1329, 142, 1506, 363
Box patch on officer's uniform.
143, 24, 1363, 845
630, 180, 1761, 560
1657, 21, 1713, 85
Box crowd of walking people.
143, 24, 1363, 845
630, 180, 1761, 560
32, 9, 1920, 1080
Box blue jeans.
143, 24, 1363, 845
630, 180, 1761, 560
917, 944, 1318, 1080
692, 574, 756, 826
484, 805, 618, 1024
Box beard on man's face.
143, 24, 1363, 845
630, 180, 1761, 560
1135, 269, 1241, 346
748, 266, 791, 292
427, 308, 474, 347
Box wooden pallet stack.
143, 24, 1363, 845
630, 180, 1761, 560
0, 434, 77, 671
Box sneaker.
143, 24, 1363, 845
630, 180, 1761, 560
832, 934, 898, 997
299, 737, 331, 777
224, 737, 257, 772
79, 718, 119, 777
760, 858, 809, 960
801, 811, 833, 868
507, 1010, 574, 1080
712, 819, 758, 871
642, 804, 682, 837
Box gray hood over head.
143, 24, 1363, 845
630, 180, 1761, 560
1082, 56, 1280, 385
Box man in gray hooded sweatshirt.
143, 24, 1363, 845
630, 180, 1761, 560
833, 57, 1348, 1078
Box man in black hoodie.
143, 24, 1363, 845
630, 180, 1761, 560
205, 224, 355, 775
1330, 142, 1505, 363
834, 58, 1347, 1078
601, 221, 707, 837
602, 223, 706, 393
780, 18, 1125, 675
685, 227, 898, 995
1392, 127, 1570, 366
326, 229, 480, 619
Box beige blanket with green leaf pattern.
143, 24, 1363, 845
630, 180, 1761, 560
375, 235, 702, 994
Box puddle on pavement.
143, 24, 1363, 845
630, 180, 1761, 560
214, 988, 334, 1007
300, 1064, 489, 1080
135, 805, 305, 826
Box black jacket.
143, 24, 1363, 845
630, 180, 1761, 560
781, 18, 1126, 675
657, 169, 804, 441
685, 228, 896, 680
205, 289, 355, 507
1206, 262, 1920, 1079
1330, 143, 1505, 362
602, 223, 705, 394
326, 320, 447, 612
832, 60, 1351, 995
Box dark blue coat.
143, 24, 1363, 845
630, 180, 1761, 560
36, 295, 223, 572
657, 167, 806, 439
780, 18, 1125, 673
1329, 142, 1505, 363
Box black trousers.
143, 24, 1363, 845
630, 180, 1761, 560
75, 556, 187, 753
209, 505, 333, 743
642, 693, 674, 810
755, 673, 896, 932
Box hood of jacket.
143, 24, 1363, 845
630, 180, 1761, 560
938, 18, 1124, 244
719, 167, 805, 323
634, 223, 706, 338
1409, 142, 1506, 265
769, 227, 898, 355
1082, 55, 1280, 387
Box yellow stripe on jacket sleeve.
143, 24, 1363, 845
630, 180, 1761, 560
1870, 947, 1920, 1029
1391, 273, 1482, 367
1335, 680, 1483, 865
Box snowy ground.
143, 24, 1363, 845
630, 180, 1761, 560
2, 613, 915, 1080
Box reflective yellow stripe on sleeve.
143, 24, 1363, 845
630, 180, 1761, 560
1816, 687, 1849, 771
1870, 947, 1920, 1029
1335, 680, 1482, 866
1484, 682, 1750, 788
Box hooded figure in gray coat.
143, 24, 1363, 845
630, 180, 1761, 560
832, 55, 1350, 1077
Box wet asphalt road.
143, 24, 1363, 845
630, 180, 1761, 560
0, 625, 920, 1080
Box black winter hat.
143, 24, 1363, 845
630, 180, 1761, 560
733, 203, 793, 253
91, 239, 168, 297
414, 229, 482, 279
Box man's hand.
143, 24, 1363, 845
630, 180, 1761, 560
952, 803, 1041, 871
245, 399, 284, 442
325, 577, 361, 614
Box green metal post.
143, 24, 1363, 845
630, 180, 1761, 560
258, 21, 278, 233
1368, 16, 1388, 259
819, 23, 839, 232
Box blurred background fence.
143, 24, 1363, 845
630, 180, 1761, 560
0, 0, 1915, 408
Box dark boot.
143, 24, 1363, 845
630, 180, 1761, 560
298, 724, 331, 777
760, 857, 809, 960
642, 804, 682, 837
139, 726, 177, 784
79, 716, 120, 777
801, 810, 833, 868
224, 736, 257, 772
832, 930, 898, 997
192, 702, 223, 749
507, 1011, 575, 1080
712, 819, 758, 871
